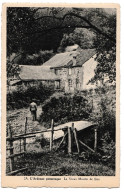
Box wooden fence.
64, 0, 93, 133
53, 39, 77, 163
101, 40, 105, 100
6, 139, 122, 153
6, 118, 97, 175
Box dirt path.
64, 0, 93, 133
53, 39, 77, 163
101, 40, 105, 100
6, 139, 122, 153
7, 105, 44, 135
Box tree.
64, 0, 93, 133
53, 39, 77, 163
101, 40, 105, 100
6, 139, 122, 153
58, 28, 95, 52
7, 7, 116, 55
93, 12, 116, 84
7, 7, 116, 81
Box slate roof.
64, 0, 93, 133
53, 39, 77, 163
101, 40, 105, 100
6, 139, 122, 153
42, 52, 77, 68
42, 49, 96, 68
19, 65, 60, 81
17, 48, 96, 82
76, 49, 96, 66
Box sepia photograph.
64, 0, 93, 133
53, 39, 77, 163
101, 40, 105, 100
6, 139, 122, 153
1, 3, 120, 187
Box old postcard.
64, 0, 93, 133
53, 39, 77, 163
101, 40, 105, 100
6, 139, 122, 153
1, 3, 120, 187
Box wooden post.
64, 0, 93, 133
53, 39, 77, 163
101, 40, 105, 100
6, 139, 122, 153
68, 127, 72, 154
94, 128, 97, 152
24, 117, 27, 152
73, 127, 80, 154
9, 125, 14, 172
56, 131, 68, 151
50, 119, 54, 151
72, 123, 80, 153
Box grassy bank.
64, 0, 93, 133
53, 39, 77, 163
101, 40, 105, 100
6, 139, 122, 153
8, 149, 115, 176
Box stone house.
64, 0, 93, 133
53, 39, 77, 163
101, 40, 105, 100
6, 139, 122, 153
9, 45, 98, 93
41, 46, 96, 92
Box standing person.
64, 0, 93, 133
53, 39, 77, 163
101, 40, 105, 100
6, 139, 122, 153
30, 100, 37, 121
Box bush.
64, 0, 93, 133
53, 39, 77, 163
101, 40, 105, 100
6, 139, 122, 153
7, 83, 54, 110
40, 93, 92, 128
95, 96, 116, 142
16, 50, 54, 65
100, 132, 115, 169
88, 86, 116, 169
35, 134, 49, 148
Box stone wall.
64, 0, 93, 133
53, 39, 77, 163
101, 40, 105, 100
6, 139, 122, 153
52, 66, 83, 93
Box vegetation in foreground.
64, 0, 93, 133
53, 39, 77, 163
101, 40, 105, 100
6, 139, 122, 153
6, 85, 116, 175
7, 83, 54, 110
40, 85, 116, 170
7, 149, 115, 176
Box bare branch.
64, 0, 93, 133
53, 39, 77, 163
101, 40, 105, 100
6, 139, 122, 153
34, 12, 116, 43
24, 25, 91, 35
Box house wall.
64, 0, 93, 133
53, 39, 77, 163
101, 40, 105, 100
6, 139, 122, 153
82, 54, 98, 90
52, 66, 83, 93
22, 80, 60, 90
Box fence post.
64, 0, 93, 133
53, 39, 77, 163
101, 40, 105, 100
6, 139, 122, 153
72, 124, 80, 154
24, 117, 28, 152
9, 125, 14, 172
68, 127, 72, 154
50, 119, 54, 151
94, 128, 97, 152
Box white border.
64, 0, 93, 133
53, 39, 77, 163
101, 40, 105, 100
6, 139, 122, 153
0, 0, 124, 193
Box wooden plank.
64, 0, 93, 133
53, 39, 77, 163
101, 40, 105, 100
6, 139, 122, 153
94, 128, 97, 152
79, 140, 95, 153
10, 121, 97, 139
56, 132, 68, 151
6, 121, 97, 144
7, 167, 28, 175
50, 119, 54, 151
68, 127, 72, 154
6, 135, 36, 141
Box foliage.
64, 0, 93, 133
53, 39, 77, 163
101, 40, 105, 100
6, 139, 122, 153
12, 151, 115, 176
7, 7, 36, 55
89, 86, 116, 141
7, 7, 72, 55
58, 28, 95, 52
7, 7, 116, 55
7, 58, 20, 78
7, 56, 21, 83
40, 93, 92, 128
100, 132, 115, 169
16, 50, 54, 65
35, 134, 49, 148
88, 86, 116, 169
92, 13, 116, 84
7, 7, 116, 82
7, 83, 54, 110
99, 96, 115, 140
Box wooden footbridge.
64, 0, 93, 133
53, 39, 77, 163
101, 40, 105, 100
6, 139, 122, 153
6, 118, 97, 175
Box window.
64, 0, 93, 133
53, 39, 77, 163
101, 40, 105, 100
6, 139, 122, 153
76, 78, 80, 89
68, 79, 72, 90
55, 81, 60, 89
